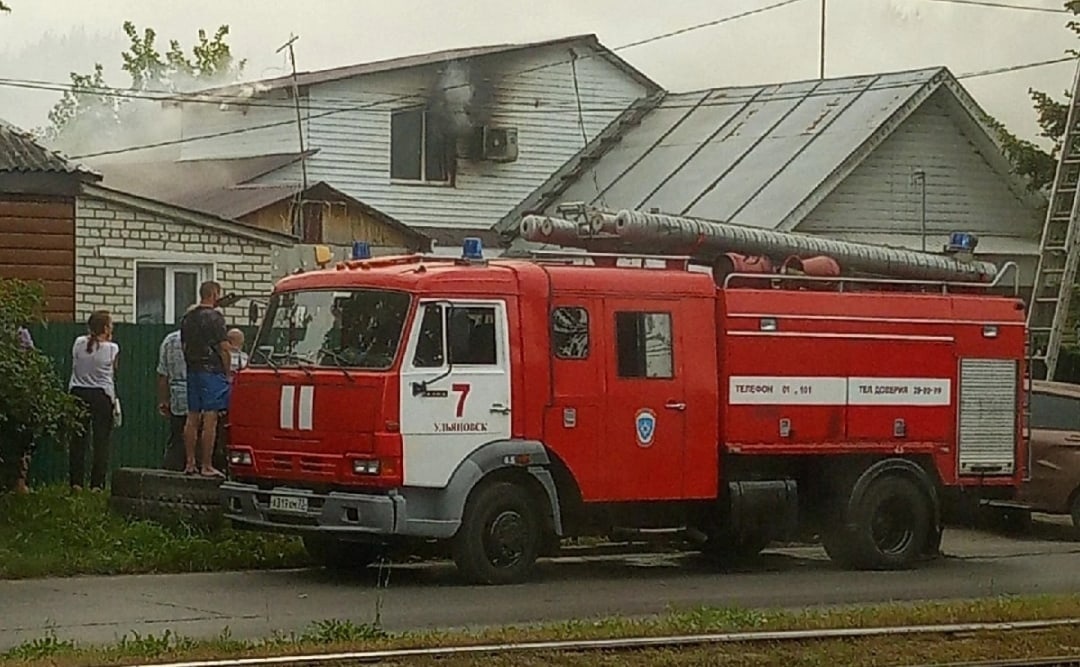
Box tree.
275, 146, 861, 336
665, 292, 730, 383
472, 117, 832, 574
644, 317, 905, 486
43, 21, 246, 142
0, 279, 84, 493
991, 1, 1079, 192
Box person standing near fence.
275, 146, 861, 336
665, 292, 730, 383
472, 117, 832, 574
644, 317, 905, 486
2, 324, 37, 494
156, 327, 187, 471
180, 281, 230, 478
68, 310, 119, 491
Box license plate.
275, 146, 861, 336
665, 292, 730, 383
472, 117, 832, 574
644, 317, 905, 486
269, 495, 309, 513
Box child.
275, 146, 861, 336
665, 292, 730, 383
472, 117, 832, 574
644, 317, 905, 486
227, 328, 249, 376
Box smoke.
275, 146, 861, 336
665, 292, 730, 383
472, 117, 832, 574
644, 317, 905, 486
427, 59, 494, 138
45, 52, 248, 163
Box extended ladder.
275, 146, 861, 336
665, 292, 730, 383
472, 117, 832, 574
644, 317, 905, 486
1027, 57, 1080, 381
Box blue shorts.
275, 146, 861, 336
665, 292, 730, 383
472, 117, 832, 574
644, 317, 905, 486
186, 370, 230, 413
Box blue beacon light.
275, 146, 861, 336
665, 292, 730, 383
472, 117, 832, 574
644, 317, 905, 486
462, 237, 484, 261
352, 241, 372, 260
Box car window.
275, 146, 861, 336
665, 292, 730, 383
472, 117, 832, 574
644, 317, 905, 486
1029, 391, 1080, 431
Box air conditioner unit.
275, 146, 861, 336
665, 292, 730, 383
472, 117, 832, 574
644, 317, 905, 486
477, 126, 519, 163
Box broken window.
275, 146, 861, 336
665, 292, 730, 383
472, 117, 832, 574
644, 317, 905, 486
551, 307, 589, 359
390, 107, 452, 183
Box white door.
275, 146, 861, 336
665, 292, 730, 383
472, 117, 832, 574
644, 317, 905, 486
399, 300, 512, 488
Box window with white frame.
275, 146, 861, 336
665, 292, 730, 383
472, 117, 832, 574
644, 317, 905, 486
135, 263, 212, 324
390, 107, 452, 183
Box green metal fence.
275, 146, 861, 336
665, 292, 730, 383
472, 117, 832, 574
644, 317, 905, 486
26, 323, 184, 483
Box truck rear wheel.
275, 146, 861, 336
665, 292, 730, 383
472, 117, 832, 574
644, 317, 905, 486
452, 481, 541, 585
842, 475, 931, 570
303, 536, 380, 571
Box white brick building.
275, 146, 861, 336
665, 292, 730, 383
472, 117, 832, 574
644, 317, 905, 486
76, 184, 289, 324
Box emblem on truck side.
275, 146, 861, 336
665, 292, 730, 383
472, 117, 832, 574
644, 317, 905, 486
635, 409, 657, 447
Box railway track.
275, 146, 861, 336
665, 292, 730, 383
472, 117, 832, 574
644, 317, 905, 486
121, 618, 1080, 667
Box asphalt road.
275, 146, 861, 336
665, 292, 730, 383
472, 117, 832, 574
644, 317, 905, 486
2, 521, 1079, 651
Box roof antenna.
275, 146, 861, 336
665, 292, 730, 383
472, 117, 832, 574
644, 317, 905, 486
277, 34, 309, 239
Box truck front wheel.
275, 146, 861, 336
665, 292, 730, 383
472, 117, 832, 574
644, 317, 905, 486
452, 481, 542, 585
838, 475, 932, 570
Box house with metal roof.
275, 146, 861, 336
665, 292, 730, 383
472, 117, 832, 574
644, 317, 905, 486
171, 34, 662, 252
495, 67, 1045, 289
1, 121, 294, 324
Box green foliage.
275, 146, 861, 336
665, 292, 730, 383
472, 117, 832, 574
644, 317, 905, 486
43, 21, 246, 140
0, 280, 82, 491
984, 115, 1058, 193
0, 485, 307, 578
996, 1, 1080, 192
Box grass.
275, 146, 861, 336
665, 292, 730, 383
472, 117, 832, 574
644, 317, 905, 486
0, 485, 309, 579
2, 595, 1080, 667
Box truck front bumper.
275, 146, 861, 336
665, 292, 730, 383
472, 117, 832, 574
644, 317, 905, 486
221, 481, 455, 538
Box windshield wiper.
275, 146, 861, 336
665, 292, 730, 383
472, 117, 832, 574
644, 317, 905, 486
251, 347, 281, 376
293, 359, 315, 380
317, 347, 355, 381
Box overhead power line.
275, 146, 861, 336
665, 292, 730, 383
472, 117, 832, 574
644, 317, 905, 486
59, 1, 810, 159
4, 54, 1073, 125
917, 0, 1070, 13
59, 53, 1076, 160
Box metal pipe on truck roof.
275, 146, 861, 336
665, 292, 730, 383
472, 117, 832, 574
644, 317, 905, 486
519, 215, 584, 247
610, 210, 999, 282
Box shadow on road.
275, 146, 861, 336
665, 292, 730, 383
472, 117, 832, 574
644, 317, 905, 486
281, 541, 1009, 590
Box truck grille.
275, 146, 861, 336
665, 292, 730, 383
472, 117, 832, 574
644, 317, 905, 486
957, 358, 1017, 475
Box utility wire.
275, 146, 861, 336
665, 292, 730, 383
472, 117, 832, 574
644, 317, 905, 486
53, 11, 1072, 158
0, 55, 1061, 123
58, 55, 1074, 161
917, 0, 1070, 13
56, 1, 808, 159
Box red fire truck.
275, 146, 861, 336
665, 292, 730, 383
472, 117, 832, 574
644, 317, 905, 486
222, 210, 1028, 585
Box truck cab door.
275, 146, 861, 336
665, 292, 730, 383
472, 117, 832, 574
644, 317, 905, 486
600, 299, 687, 501
399, 300, 512, 488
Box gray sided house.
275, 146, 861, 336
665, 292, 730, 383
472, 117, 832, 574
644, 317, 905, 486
177, 34, 661, 247
498, 67, 1044, 291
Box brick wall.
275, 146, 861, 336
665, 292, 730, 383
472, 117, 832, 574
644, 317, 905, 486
75, 197, 275, 324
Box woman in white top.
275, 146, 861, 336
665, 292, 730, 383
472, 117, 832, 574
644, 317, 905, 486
68, 310, 119, 491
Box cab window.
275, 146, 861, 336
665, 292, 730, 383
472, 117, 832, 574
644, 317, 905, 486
411, 303, 497, 367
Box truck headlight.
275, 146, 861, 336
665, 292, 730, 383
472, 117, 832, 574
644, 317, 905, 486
228, 450, 253, 466
352, 459, 380, 475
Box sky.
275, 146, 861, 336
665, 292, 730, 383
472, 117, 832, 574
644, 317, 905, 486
0, 0, 1074, 146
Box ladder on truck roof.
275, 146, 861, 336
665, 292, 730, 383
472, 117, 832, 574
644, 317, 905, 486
1028, 57, 1080, 381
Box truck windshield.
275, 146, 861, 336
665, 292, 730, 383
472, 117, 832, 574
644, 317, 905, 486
251, 289, 411, 370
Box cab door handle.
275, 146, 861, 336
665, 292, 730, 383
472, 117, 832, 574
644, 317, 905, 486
490, 403, 511, 415
665, 401, 686, 411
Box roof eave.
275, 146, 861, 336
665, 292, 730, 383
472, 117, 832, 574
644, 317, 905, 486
197, 34, 659, 99
81, 183, 295, 246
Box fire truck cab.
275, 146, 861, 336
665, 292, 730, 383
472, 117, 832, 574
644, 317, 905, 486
222, 240, 1027, 584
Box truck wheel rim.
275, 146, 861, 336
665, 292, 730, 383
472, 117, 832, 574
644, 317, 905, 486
485, 510, 526, 568
871, 497, 915, 555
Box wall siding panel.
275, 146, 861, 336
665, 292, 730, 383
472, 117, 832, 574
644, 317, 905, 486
0, 198, 75, 321
182, 45, 648, 232
800, 91, 1040, 241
